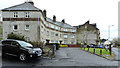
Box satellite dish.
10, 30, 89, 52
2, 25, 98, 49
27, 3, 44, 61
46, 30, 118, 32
104, 40, 111, 45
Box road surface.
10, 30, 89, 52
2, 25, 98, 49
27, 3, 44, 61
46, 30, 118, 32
1, 48, 119, 67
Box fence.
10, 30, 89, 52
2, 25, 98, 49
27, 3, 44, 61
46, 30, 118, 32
80, 47, 111, 56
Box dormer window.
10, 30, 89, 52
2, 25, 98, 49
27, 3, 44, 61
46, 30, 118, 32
25, 12, 29, 18
13, 12, 18, 18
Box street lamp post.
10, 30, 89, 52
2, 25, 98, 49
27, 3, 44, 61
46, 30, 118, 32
108, 25, 114, 55
108, 25, 114, 41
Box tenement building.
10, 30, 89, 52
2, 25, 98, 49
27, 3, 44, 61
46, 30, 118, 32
74, 21, 100, 45
1, 1, 100, 45
1, 1, 76, 44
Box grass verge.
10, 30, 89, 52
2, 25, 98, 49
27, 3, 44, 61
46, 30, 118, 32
80, 48, 114, 60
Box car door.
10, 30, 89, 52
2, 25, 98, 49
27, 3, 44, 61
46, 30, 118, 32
10, 41, 21, 56
2, 41, 12, 54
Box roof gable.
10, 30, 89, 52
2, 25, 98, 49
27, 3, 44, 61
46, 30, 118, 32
2, 2, 41, 11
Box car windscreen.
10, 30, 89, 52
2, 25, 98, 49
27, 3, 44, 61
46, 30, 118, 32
17, 41, 33, 47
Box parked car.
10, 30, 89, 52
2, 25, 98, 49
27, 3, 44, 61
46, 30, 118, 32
113, 45, 116, 47
87, 45, 94, 48
94, 46, 104, 48
2, 39, 42, 61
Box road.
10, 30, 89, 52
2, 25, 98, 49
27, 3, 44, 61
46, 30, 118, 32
1, 48, 119, 67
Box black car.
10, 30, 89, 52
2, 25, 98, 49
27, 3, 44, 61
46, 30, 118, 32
2, 39, 42, 61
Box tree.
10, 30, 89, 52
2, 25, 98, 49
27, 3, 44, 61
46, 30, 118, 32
112, 37, 120, 46
7, 32, 26, 41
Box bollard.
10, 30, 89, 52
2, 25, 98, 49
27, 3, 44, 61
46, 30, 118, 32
100, 50, 102, 55
88, 48, 89, 52
93, 48, 95, 54
52, 45, 55, 56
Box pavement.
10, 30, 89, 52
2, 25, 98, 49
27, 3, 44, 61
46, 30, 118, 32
112, 47, 120, 60
0, 46, 2, 68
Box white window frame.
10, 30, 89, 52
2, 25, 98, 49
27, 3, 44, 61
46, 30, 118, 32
56, 41, 58, 43
55, 26, 59, 30
51, 40, 54, 43
64, 34, 68, 38
71, 29, 75, 32
64, 40, 67, 44
25, 12, 30, 18
55, 33, 58, 37
51, 24, 54, 28
41, 26, 44, 33
13, 12, 18, 18
25, 25, 30, 30
13, 25, 18, 30
51, 32, 54, 36
71, 35, 75, 38
26, 37, 30, 41
64, 29, 68, 31
46, 23, 49, 27
47, 31, 49, 36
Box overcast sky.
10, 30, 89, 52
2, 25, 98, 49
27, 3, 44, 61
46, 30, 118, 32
0, 0, 119, 40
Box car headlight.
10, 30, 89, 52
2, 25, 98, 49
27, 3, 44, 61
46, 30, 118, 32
28, 49, 35, 54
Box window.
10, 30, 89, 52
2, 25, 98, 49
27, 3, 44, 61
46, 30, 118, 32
60, 34, 62, 38
26, 37, 30, 41
25, 25, 30, 30
55, 26, 59, 30
13, 25, 18, 30
55, 34, 58, 37
41, 26, 44, 33
71, 41, 74, 44
47, 31, 49, 36
25, 12, 29, 18
71, 35, 75, 38
51, 24, 54, 28
13, 12, 18, 18
64, 34, 67, 38
51, 32, 54, 36
46, 23, 49, 27
64, 40, 67, 44
64, 29, 68, 31
56, 41, 58, 43
11, 41, 18, 47
44, 29, 46, 34
51, 40, 54, 43
71, 29, 75, 32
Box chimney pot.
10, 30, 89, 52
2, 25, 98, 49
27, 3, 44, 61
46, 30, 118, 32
53, 15, 56, 22
43, 10, 46, 17
61, 19, 65, 23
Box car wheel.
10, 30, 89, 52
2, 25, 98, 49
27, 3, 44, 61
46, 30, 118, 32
19, 53, 27, 61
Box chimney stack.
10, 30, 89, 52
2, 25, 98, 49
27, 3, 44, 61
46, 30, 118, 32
53, 15, 56, 22
25, 0, 34, 5
43, 10, 46, 17
61, 19, 65, 23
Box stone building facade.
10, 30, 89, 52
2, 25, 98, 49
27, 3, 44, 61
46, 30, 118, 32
1, 1, 100, 45
74, 21, 100, 45
1, 1, 76, 44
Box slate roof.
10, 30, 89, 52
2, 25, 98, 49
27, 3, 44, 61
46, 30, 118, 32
46, 18, 76, 29
74, 21, 99, 30
2, 2, 41, 11
1, 2, 75, 29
